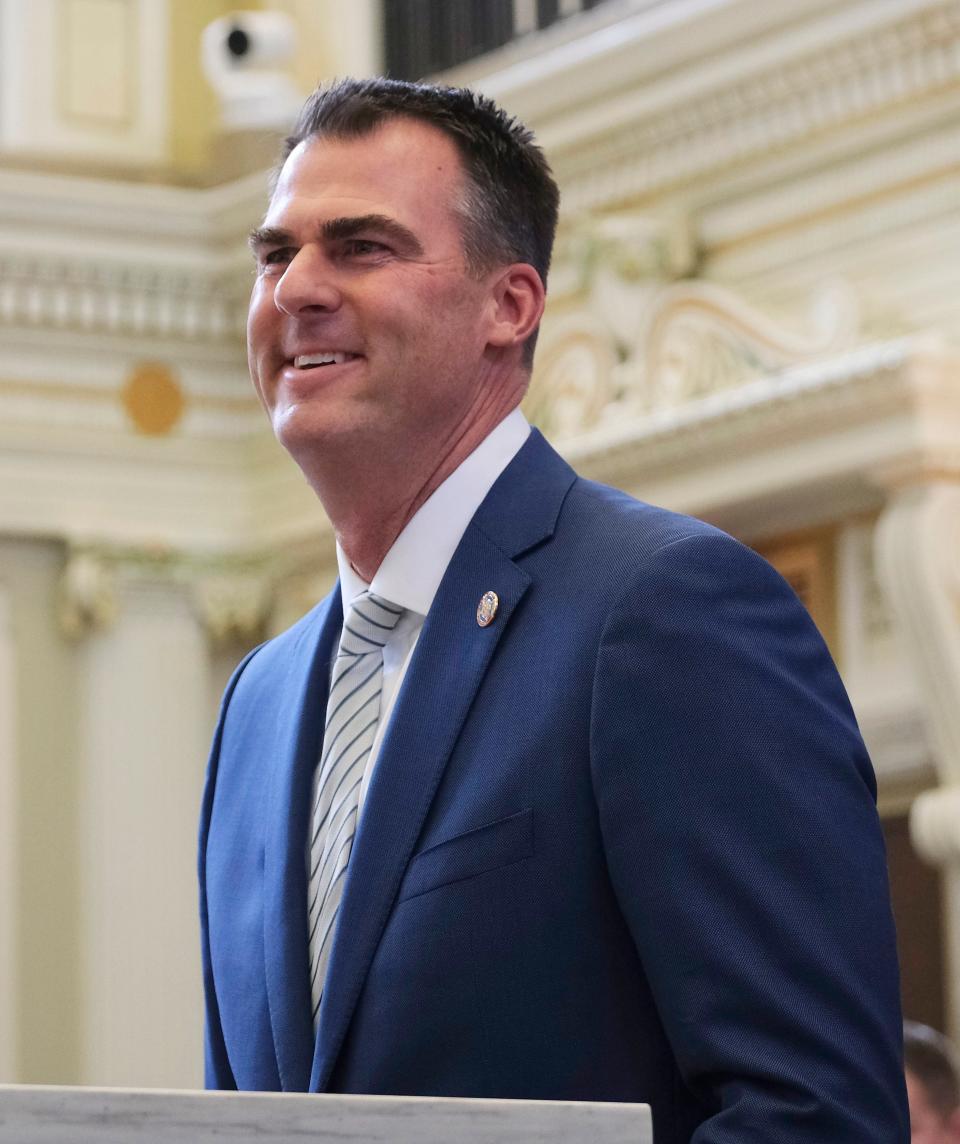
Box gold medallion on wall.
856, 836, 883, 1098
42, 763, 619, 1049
121, 362, 185, 436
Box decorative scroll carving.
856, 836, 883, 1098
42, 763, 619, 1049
631, 279, 860, 414
531, 210, 695, 436
524, 315, 620, 438
533, 232, 861, 438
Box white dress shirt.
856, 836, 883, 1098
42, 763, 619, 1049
335, 408, 530, 810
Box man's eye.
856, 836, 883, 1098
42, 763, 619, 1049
344, 239, 387, 256
259, 248, 293, 271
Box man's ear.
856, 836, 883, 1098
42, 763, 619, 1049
946, 1105, 960, 1141
486, 264, 546, 351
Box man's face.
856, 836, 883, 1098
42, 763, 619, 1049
907, 1070, 960, 1143
247, 118, 504, 471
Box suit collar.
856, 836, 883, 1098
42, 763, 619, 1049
471, 428, 576, 559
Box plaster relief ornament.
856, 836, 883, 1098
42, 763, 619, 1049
58, 550, 118, 638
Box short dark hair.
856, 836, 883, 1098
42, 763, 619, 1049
904, 1021, 960, 1118
281, 77, 559, 290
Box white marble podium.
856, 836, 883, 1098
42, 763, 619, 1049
0, 1086, 652, 1143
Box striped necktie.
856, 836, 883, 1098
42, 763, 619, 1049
307, 590, 404, 1026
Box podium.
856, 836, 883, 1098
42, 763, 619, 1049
0, 1086, 652, 1143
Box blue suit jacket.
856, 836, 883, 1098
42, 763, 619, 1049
199, 431, 908, 1142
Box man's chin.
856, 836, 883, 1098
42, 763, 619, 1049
273, 410, 327, 456
272, 406, 376, 463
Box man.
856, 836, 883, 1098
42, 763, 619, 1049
905, 1022, 960, 1143
199, 77, 908, 1141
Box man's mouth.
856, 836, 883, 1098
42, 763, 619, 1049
292, 352, 361, 369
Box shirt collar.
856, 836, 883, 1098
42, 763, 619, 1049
337, 408, 530, 617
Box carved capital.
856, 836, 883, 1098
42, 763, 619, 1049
55, 531, 335, 645
58, 549, 119, 639
58, 542, 280, 645
191, 570, 273, 644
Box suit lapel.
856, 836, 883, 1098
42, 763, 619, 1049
263, 591, 342, 1091
310, 431, 577, 1090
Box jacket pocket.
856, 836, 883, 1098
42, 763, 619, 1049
398, 807, 534, 902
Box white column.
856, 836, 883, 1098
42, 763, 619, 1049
73, 568, 211, 1088
875, 479, 960, 1038
0, 586, 18, 1081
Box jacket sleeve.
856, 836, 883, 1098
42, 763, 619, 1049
591, 529, 908, 1142
198, 645, 264, 1090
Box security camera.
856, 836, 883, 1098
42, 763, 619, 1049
202, 11, 302, 131
205, 11, 296, 70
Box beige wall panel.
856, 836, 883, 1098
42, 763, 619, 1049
61, 0, 133, 125
0, 0, 168, 166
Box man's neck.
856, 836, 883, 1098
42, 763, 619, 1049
314, 395, 524, 583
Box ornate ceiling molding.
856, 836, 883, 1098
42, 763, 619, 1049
0, 167, 266, 445
0, 166, 266, 348
0, 165, 266, 240
0, 251, 247, 345
562, 337, 959, 504
466, 0, 960, 215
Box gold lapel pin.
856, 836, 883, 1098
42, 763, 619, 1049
476, 590, 499, 627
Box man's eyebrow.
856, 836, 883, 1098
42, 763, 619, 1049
248, 215, 425, 257
320, 215, 424, 255
248, 226, 292, 252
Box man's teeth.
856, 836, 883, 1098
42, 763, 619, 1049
294, 352, 354, 368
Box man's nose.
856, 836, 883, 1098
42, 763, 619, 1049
273, 248, 341, 316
